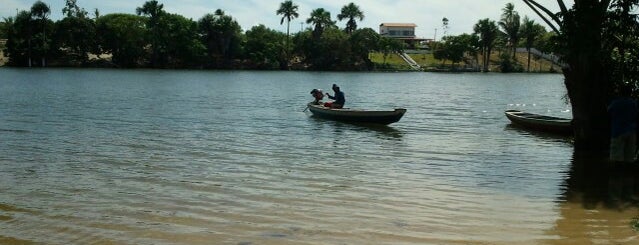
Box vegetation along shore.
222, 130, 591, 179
0, 0, 561, 72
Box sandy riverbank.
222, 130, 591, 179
0, 50, 6, 66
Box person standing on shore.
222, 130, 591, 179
608, 85, 638, 163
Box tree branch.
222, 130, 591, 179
522, 0, 561, 34
601, 0, 612, 15
557, 0, 568, 15
524, 0, 562, 25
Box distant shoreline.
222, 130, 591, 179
0, 59, 561, 74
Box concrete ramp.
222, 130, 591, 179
398, 52, 422, 71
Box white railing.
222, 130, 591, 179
398, 52, 422, 71
515, 47, 562, 65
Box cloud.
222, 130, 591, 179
0, 0, 30, 18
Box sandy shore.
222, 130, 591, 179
0, 50, 6, 66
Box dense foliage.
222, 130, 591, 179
2, 0, 397, 70
523, 0, 639, 152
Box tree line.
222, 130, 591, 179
0, 0, 404, 70
431, 2, 554, 73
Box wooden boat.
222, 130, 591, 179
504, 109, 573, 134
307, 103, 407, 125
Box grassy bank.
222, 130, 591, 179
370, 51, 560, 73
0, 43, 6, 66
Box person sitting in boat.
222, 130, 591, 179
608, 85, 638, 163
325, 84, 345, 109
310, 89, 324, 105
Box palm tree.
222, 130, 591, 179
198, 10, 242, 66
442, 17, 449, 36
499, 3, 521, 59
136, 0, 164, 21
337, 2, 364, 34
136, 1, 165, 67
276, 0, 299, 66
307, 8, 335, 39
520, 16, 545, 72
8, 11, 33, 67
474, 18, 499, 72
30, 0, 50, 67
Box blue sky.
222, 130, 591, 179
2, 0, 559, 38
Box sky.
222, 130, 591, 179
1, 0, 561, 39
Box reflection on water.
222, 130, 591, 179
3, 69, 638, 244
308, 116, 404, 141
545, 152, 639, 244
504, 124, 573, 145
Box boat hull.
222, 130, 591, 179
505, 109, 572, 134
307, 103, 406, 125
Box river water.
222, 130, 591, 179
0, 68, 637, 244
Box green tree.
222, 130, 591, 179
276, 0, 299, 67
474, 18, 498, 72
244, 25, 286, 69
499, 2, 521, 59
197, 10, 243, 68
519, 16, 545, 72
159, 13, 205, 68
55, 0, 95, 65
435, 34, 475, 68
62, 0, 88, 18
95, 13, 146, 67
0, 21, 7, 39
533, 31, 559, 71
337, 3, 364, 34
350, 28, 380, 69
31, 1, 51, 67
136, 0, 165, 67
379, 36, 403, 65
442, 17, 449, 36
4, 12, 34, 66
307, 8, 335, 39
498, 51, 523, 72
294, 26, 358, 70
54, 16, 96, 65
316, 28, 351, 70
460, 33, 481, 70
523, 0, 639, 152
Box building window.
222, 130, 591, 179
389, 30, 398, 36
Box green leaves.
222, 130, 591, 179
632, 217, 639, 232
337, 3, 364, 34
245, 25, 286, 69
96, 14, 147, 67
198, 11, 243, 68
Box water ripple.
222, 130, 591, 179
0, 70, 576, 244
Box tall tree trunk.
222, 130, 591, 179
286, 19, 290, 69
527, 48, 531, 72
563, 3, 610, 155
28, 38, 32, 67
42, 25, 46, 67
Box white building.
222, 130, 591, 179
379, 23, 429, 49
379, 23, 417, 38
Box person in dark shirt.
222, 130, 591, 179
325, 84, 345, 109
608, 85, 638, 162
